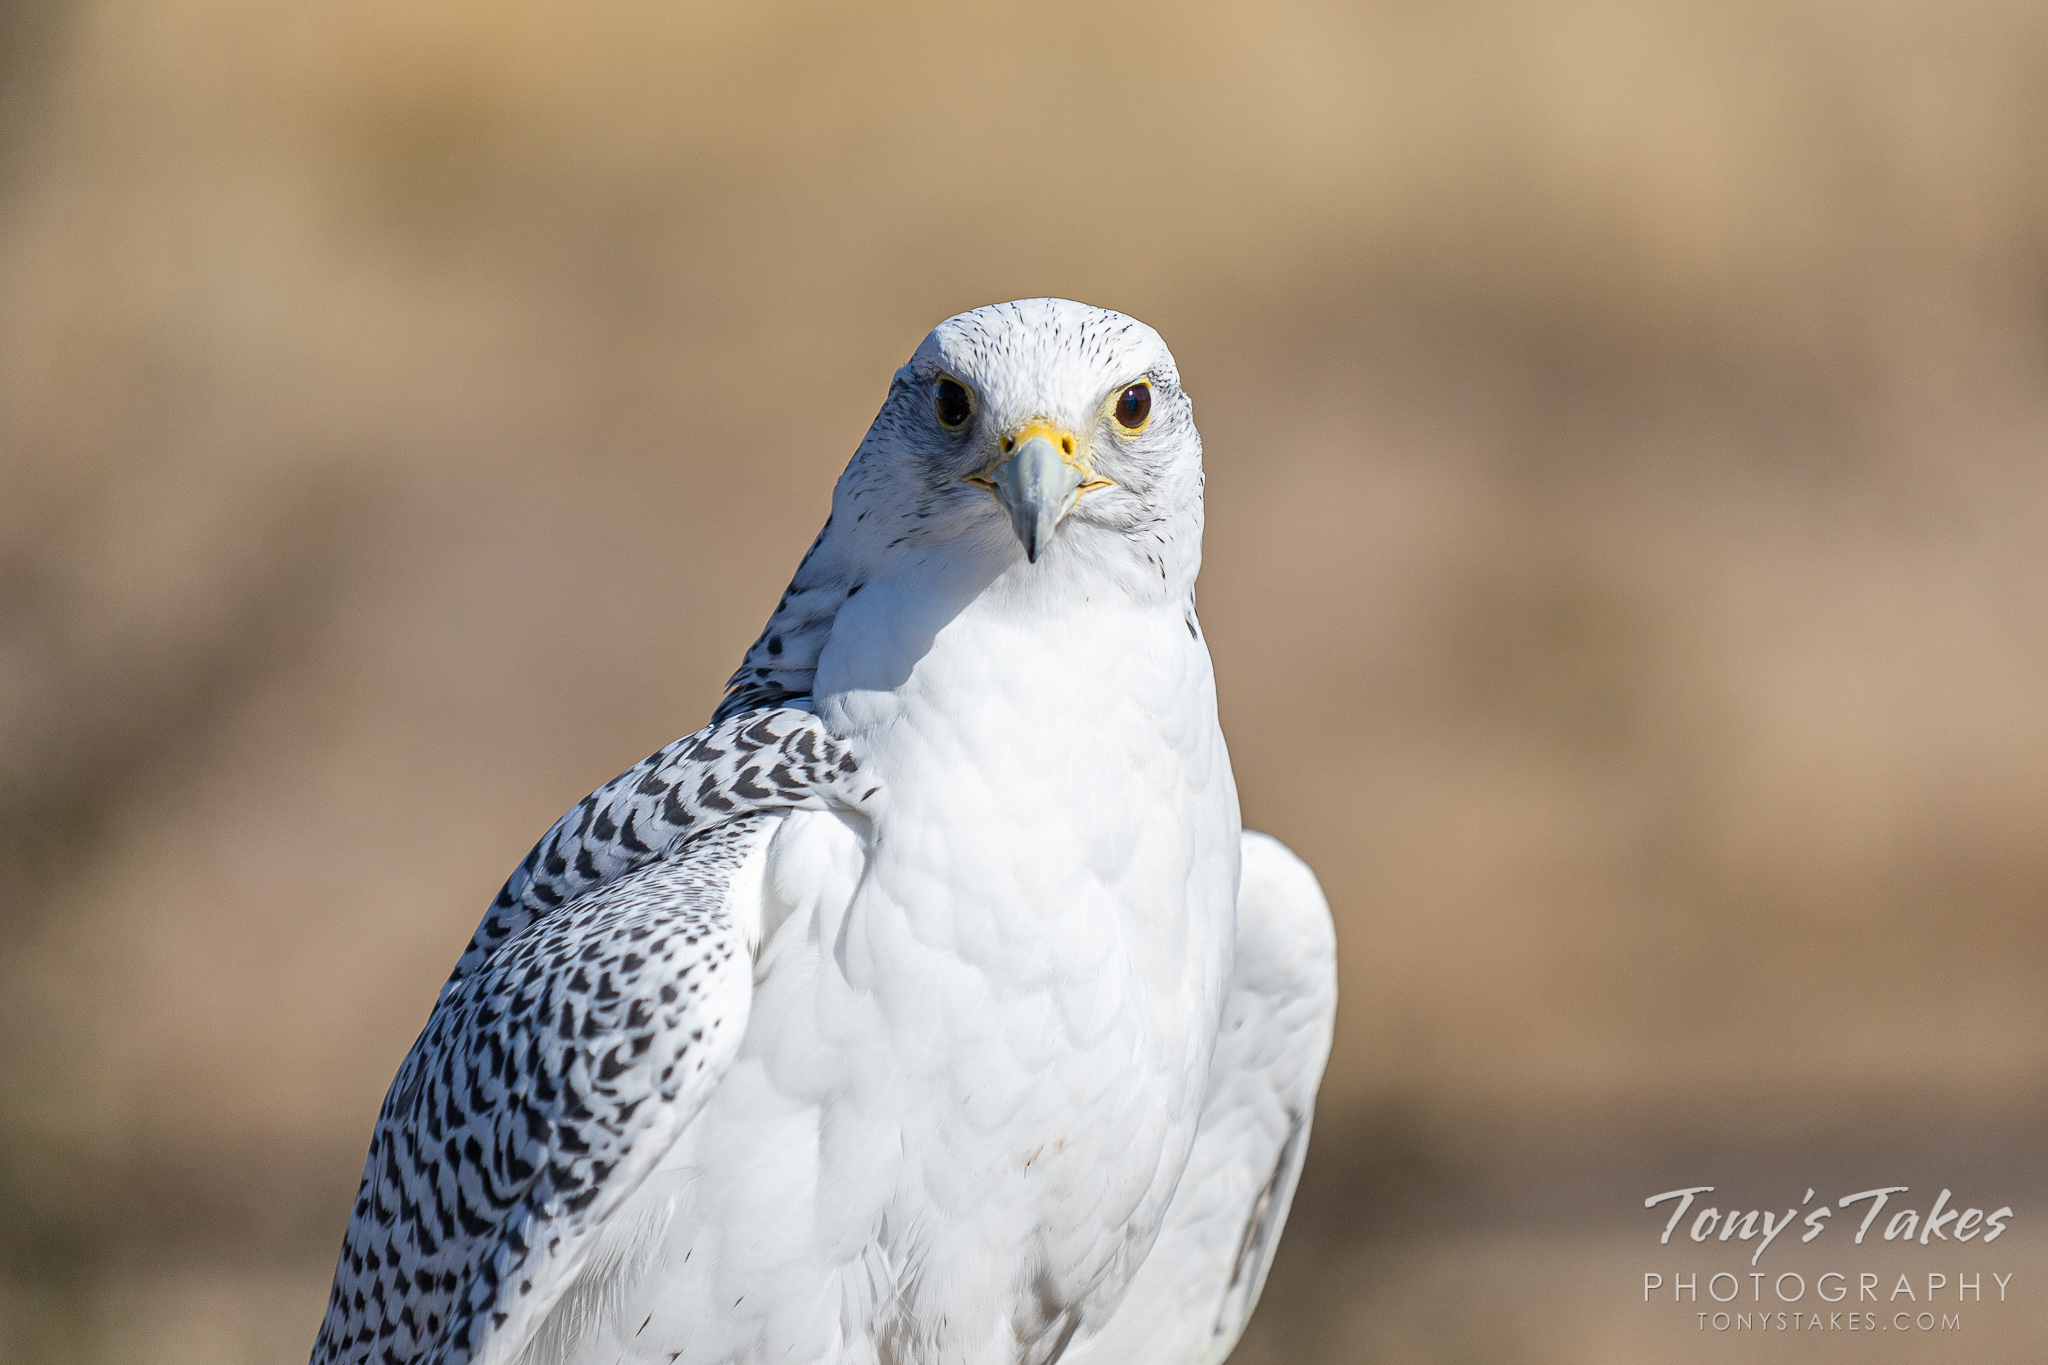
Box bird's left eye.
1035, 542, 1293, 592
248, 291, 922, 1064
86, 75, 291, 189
1113, 382, 1152, 431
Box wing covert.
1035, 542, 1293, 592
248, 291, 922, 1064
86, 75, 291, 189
1061, 829, 1337, 1365
448, 706, 875, 991
313, 706, 878, 1365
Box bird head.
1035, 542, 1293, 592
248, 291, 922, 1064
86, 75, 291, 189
714, 301, 1208, 721
838, 299, 1205, 595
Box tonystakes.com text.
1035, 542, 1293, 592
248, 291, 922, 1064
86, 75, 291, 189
1639, 1185, 2015, 1335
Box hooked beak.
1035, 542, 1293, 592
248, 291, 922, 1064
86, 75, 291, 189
969, 422, 1111, 563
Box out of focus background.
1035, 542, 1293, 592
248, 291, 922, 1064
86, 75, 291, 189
3, 1, 2045, 1361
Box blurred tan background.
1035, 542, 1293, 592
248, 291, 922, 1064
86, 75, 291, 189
3, 1, 2046, 1361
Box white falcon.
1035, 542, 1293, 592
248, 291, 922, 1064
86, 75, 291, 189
312, 298, 1337, 1365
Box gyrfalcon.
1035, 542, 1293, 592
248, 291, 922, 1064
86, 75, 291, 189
312, 298, 1338, 1365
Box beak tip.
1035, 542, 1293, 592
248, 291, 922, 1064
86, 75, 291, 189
988, 434, 1084, 566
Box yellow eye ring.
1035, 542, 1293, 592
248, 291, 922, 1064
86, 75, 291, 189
935, 376, 972, 430
1112, 380, 1152, 432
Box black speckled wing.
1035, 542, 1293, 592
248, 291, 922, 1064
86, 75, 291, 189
312, 707, 876, 1365
445, 708, 877, 994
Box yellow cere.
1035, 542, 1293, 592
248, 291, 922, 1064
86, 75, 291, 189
1003, 420, 1114, 493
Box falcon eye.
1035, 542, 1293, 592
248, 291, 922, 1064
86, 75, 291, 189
1113, 381, 1152, 431
934, 377, 972, 430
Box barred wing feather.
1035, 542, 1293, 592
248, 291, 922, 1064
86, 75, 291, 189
312, 708, 876, 1365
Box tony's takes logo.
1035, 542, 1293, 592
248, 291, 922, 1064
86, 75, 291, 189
1645, 1186, 2013, 1267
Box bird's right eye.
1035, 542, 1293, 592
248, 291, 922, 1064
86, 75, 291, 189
935, 377, 972, 430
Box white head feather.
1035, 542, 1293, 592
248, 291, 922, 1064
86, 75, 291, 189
717, 299, 1206, 722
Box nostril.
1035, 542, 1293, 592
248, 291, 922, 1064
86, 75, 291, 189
1060, 436, 1074, 456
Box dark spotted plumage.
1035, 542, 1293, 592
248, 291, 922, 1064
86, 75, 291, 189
312, 707, 878, 1365
447, 708, 876, 990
